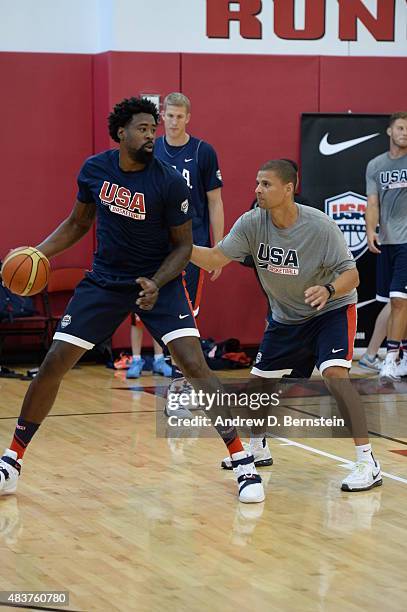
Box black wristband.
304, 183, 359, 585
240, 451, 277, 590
324, 283, 336, 299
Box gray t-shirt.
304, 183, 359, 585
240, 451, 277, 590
366, 151, 407, 244
217, 204, 357, 324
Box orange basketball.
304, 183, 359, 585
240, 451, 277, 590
1, 247, 50, 296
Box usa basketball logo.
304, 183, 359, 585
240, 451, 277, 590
61, 314, 72, 329
325, 191, 367, 260
99, 181, 146, 220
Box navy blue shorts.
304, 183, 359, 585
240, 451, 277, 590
251, 304, 357, 377
54, 271, 199, 350
133, 262, 204, 326
376, 244, 407, 302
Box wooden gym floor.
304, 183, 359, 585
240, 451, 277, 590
0, 363, 406, 612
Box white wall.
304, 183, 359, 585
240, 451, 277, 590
0, 0, 102, 53
1, 0, 406, 56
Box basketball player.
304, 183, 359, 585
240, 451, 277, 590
243, 158, 315, 377
237, 158, 313, 471
191, 159, 382, 492
0, 97, 263, 504
127, 93, 224, 399
365, 112, 407, 380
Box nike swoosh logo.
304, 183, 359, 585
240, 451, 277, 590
179, 314, 190, 319
373, 471, 380, 479
185, 158, 193, 162
357, 299, 377, 309
332, 348, 343, 353
319, 132, 379, 156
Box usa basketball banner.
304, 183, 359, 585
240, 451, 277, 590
300, 113, 389, 347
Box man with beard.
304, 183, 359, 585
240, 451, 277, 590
0, 97, 264, 504
365, 112, 407, 380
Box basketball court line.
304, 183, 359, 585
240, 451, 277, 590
0, 409, 156, 420
273, 436, 407, 485
278, 402, 407, 446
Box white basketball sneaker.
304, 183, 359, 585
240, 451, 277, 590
341, 460, 382, 492
221, 438, 273, 470
232, 451, 265, 503
379, 355, 401, 381
164, 377, 195, 418
0, 450, 22, 495
396, 353, 407, 377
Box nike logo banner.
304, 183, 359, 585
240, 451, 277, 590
319, 132, 379, 156
300, 113, 390, 350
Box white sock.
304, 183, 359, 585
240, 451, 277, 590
356, 443, 375, 465
154, 354, 163, 362
132, 354, 141, 360
387, 351, 398, 362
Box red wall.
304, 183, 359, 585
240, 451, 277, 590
0, 51, 406, 350
319, 57, 407, 114
0, 53, 94, 269
93, 52, 181, 151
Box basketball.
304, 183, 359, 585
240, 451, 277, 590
1, 246, 50, 296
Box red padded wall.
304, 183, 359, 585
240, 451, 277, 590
320, 57, 407, 114
1, 51, 407, 352
182, 54, 320, 345
0, 53, 94, 269
93, 51, 181, 150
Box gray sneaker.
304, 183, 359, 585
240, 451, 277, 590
359, 353, 382, 373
